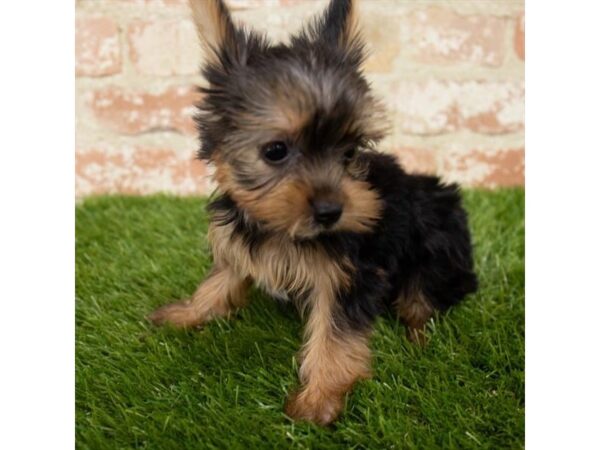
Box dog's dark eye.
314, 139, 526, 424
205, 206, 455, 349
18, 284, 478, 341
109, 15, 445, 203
343, 148, 357, 161
261, 141, 289, 164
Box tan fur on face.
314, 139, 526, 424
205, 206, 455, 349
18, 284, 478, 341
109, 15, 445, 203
237, 178, 314, 237
236, 91, 313, 136
215, 161, 314, 238
215, 159, 383, 237
148, 266, 250, 328
336, 177, 383, 233
285, 273, 371, 425
395, 283, 434, 346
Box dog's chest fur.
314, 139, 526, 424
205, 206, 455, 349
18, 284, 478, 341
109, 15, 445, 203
208, 222, 351, 301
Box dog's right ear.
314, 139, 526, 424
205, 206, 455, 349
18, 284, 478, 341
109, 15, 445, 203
318, 0, 360, 49
189, 0, 239, 67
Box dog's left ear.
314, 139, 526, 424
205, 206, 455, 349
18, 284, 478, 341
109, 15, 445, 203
317, 0, 361, 50
189, 0, 243, 68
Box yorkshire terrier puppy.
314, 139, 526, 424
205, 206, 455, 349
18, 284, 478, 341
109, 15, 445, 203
149, 0, 478, 425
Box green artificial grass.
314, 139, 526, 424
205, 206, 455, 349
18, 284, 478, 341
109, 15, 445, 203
76, 189, 524, 449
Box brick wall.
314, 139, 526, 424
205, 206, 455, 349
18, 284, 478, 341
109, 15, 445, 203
75, 0, 524, 197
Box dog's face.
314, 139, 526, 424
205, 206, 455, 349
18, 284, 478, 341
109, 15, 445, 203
191, 0, 386, 239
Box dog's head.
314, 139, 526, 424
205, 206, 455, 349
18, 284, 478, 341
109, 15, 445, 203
191, 0, 386, 239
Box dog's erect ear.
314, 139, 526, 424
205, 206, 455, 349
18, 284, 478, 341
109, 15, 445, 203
189, 0, 239, 66
318, 0, 360, 49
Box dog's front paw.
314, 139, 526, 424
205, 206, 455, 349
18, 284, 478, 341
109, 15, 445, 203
406, 325, 429, 347
147, 301, 203, 328
284, 389, 344, 426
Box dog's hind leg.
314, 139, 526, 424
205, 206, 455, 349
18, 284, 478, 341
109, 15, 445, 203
395, 281, 434, 346
148, 265, 251, 328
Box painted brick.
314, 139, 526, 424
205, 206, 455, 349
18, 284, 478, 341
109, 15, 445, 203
228, 0, 282, 9
76, 147, 209, 196
233, 1, 323, 43
389, 80, 524, 135
128, 19, 200, 76
119, 0, 187, 6
440, 148, 524, 188
515, 13, 525, 60
362, 9, 403, 73
460, 81, 525, 134
88, 85, 200, 135
393, 147, 437, 174
121, 0, 282, 7
74, 1, 525, 196
401, 7, 506, 67
75, 16, 121, 76
278, 0, 318, 6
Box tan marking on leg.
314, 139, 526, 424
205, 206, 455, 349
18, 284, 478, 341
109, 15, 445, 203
285, 274, 371, 425
213, 162, 314, 239
395, 284, 434, 346
148, 265, 250, 328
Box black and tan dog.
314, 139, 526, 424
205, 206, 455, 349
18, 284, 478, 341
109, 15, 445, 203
149, 0, 478, 425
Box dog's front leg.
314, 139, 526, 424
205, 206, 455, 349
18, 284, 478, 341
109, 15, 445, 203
148, 265, 251, 328
285, 287, 372, 425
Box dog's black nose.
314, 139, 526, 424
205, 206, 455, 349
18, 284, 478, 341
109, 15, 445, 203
312, 200, 343, 227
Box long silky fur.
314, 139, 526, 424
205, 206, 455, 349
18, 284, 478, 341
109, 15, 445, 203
160, 0, 480, 426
